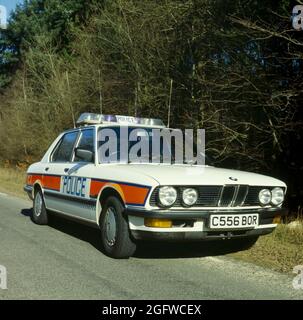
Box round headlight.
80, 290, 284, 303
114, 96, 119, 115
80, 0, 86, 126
259, 189, 271, 205
182, 188, 198, 206
271, 187, 284, 206
158, 186, 177, 207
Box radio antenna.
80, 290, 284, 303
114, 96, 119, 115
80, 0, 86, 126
167, 79, 173, 127
134, 82, 138, 117
98, 69, 103, 115
66, 71, 76, 128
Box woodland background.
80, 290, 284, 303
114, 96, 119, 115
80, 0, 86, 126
0, 0, 302, 211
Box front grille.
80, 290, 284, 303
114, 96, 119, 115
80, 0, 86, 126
234, 185, 249, 206
219, 186, 237, 206
195, 186, 222, 206
150, 186, 222, 207
149, 185, 284, 208
243, 186, 265, 206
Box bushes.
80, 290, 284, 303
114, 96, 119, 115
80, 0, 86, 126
0, 0, 301, 182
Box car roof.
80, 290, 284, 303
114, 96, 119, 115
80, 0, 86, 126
62, 123, 166, 134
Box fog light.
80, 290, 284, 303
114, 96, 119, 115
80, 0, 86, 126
144, 218, 172, 228
273, 215, 282, 224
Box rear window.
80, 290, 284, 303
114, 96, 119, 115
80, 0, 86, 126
51, 131, 79, 162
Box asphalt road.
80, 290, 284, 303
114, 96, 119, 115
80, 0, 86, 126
0, 192, 302, 300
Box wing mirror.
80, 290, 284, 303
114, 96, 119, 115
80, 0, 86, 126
75, 148, 94, 162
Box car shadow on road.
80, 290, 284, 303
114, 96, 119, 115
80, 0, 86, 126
21, 208, 104, 252
20, 208, 32, 217
134, 240, 241, 259
20, 208, 240, 259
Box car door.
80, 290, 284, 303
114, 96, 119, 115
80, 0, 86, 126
60, 128, 96, 221
43, 129, 80, 214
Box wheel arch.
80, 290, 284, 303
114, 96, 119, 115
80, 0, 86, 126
33, 181, 44, 196
96, 185, 125, 224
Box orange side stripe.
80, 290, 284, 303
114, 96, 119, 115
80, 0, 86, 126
27, 174, 61, 191
90, 180, 150, 205
27, 175, 149, 204
42, 175, 61, 191
120, 184, 149, 205
28, 175, 42, 185
90, 181, 107, 198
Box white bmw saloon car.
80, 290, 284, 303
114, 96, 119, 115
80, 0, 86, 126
24, 113, 287, 258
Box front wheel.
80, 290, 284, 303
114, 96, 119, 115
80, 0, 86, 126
31, 189, 48, 225
100, 196, 136, 259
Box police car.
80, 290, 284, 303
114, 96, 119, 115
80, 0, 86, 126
24, 113, 287, 258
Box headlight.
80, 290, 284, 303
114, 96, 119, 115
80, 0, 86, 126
182, 188, 198, 206
158, 186, 177, 207
271, 187, 284, 206
259, 189, 271, 205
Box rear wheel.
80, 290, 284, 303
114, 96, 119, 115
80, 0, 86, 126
31, 189, 48, 225
100, 196, 136, 259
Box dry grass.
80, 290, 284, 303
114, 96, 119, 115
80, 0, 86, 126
230, 221, 303, 273
0, 166, 27, 198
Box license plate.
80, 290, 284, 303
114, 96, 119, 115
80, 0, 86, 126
209, 214, 259, 229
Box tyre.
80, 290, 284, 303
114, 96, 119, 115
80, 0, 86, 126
100, 196, 136, 259
31, 189, 48, 225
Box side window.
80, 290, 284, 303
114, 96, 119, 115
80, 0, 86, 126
74, 129, 95, 162
51, 131, 79, 163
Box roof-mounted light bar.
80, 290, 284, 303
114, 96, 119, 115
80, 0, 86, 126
76, 113, 166, 127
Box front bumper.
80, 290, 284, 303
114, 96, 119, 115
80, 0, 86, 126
131, 227, 275, 241
125, 207, 288, 241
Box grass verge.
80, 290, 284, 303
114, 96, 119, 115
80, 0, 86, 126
0, 166, 27, 199
230, 222, 303, 274
0, 166, 302, 273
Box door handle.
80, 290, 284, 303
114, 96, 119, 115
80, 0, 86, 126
45, 167, 49, 172
64, 168, 69, 173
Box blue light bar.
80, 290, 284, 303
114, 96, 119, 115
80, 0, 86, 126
77, 113, 166, 127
